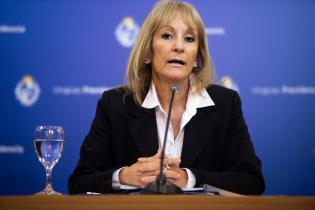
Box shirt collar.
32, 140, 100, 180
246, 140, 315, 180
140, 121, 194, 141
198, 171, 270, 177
186, 86, 215, 111
142, 82, 161, 109
142, 81, 215, 110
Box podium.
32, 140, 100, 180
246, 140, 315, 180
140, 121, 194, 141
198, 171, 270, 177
1, 195, 315, 210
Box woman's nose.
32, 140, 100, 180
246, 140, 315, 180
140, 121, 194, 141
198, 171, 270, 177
172, 37, 184, 53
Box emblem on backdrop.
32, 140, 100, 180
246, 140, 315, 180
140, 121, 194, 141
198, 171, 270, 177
15, 75, 41, 107
220, 76, 239, 92
115, 16, 139, 48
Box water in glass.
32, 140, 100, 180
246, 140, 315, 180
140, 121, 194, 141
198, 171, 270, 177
34, 126, 64, 195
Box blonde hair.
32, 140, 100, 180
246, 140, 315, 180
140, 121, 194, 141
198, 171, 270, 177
124, 0, 215, 106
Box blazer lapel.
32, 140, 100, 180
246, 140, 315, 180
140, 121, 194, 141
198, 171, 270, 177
181, 106, 216, 167
129, 104, 159, 158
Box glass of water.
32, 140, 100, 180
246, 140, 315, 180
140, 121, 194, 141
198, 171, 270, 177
34, 125, 64, 195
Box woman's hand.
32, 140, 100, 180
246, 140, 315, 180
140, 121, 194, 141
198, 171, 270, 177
119, 149, 181, 187
163, 165, 188, 188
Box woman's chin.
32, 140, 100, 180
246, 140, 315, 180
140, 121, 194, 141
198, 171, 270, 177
163, 73, 190, 83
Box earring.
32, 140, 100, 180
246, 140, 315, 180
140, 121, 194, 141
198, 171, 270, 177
145, 58, 151, 64
193, 61, 198, 68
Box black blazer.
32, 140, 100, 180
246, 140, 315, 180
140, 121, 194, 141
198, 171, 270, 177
68, 85, 265, 195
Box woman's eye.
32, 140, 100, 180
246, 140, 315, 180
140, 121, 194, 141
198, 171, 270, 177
185, 36, 195, 43
161, 33, 173, 40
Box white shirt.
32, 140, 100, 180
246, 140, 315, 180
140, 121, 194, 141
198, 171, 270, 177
112, 82, 215, 189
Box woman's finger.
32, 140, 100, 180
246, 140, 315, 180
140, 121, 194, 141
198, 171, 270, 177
138, 149, 162, 162
141, 170, 160, 176
163, 169, 181, 180
164, 157, 181, 166
140, 175, 157, 184
138, 160, 160, 172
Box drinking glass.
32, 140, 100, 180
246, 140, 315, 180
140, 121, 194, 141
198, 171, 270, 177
34, 125, 64, 195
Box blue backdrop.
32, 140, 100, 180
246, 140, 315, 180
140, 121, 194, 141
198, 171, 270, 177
1, 0, 314, 195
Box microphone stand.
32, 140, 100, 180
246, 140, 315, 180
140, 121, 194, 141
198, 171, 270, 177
142, 84, 183, 194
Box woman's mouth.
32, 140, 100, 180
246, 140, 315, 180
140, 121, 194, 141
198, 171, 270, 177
167, 59, 186, 66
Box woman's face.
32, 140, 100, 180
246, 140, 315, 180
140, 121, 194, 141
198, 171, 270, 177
151, 15, 198, 85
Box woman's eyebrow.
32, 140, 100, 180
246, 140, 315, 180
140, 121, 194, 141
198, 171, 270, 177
158, 25, 198, 34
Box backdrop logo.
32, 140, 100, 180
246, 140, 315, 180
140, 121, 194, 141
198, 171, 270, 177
15, 75, 41, 107
0, 24, 26, 34
115, 17, 139, 48
206, 27, 226, 36
220, 76, 239, 92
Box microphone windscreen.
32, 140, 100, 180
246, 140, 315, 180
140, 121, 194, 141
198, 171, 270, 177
171, 84, 180, 93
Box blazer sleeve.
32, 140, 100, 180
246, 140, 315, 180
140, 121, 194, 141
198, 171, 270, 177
190, 91, 265, 195
68, 92, 118, 194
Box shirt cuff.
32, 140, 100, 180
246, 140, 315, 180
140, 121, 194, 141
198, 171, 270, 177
183, 168, 196, 188
112, 167, 125, 189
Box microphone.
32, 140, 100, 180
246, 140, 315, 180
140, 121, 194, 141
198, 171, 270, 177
142, 84, 183, 194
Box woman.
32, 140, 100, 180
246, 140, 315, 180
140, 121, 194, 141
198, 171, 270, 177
68, 0, 265, 195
